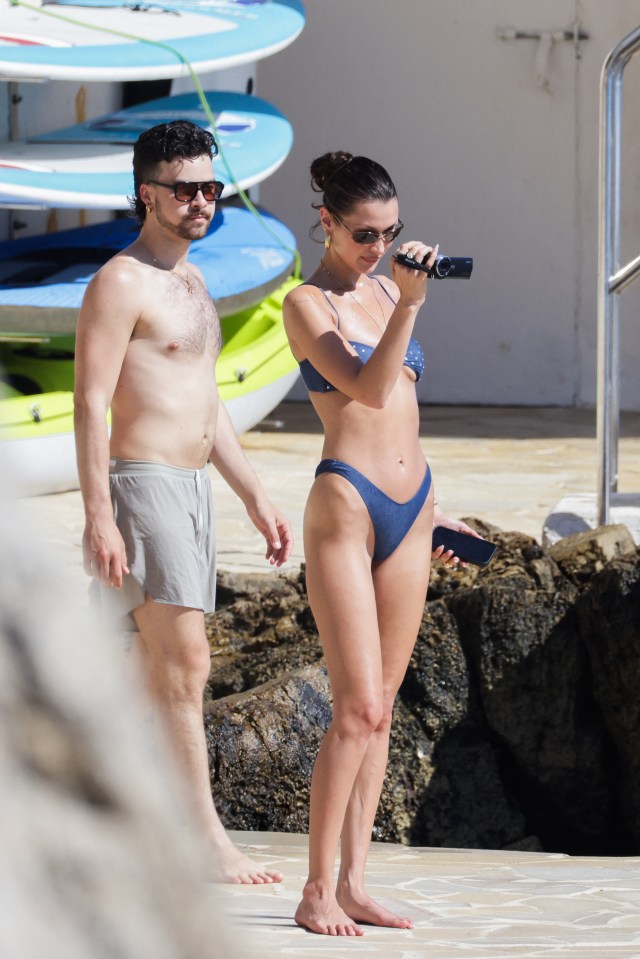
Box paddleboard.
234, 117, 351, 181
0, 202, 297, 338
0, 0, 305, 82
0, 90, 293, 209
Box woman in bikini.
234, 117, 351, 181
283, 151, 475, 937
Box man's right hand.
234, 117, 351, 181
82, 515, 130, 588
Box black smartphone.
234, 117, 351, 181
432, 526, 497, 567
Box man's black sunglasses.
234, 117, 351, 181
147, 179, 225, 203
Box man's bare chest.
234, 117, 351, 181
136, 278, 222, 358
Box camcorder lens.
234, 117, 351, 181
433, 256, 452, 277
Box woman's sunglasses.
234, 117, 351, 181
147, 179, 225, 203
332, 211, 404, 245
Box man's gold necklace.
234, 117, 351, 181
320, 258, 387, 334
150, 253, 195, 294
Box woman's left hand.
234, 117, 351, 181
431, 505, 481, 568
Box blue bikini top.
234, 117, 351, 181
298, 276, 425, 393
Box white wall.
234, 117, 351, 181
257, 0, 640, 410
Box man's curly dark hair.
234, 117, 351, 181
130, 119, 218, 225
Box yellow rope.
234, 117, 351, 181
9, 0, 302, 276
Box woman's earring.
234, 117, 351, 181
146, 205, 153, 214
324, 232, 331, 250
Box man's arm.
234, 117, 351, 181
74, 260, 139, 587
209, 400, 293, 566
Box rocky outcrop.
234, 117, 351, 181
206, 571, 321, 698
390, 598, 527, 850
207, 664, 329, 832
576, 556, 640, 848
204, 524, 640, 856
448, 539, 612, 852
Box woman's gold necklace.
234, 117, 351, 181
350, 284, 387, 335
320, 259, 387, 334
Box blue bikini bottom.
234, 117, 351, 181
315, 458, 432, 563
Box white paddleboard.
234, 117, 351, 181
0, 0, 305, 82
0, 90, 293, 209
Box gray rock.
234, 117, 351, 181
547, 524, 637, 585
205, 664, 331, 834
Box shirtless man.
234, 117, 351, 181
74, 120, 292, 884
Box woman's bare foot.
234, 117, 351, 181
337, 884, 414, 929
295, 881, 364, 936
208, 841, 284, 884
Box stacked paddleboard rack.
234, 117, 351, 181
0, 0, 305, 495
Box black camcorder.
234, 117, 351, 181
394, 250, 473, 279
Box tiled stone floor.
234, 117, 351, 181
216, 832, 640, 958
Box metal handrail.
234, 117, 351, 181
597, 24, 640, 525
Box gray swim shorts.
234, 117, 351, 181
92, 458, 216, 630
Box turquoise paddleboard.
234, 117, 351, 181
0, 202, 297, 335
0, 0, 305, 82
0, 90, 293, 209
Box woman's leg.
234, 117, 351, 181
295, 474, 386, 936
336, 493, 434, 926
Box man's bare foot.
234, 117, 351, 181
295, 881, 364, 936
337, 885, 414, 929
208, 843, 283, 884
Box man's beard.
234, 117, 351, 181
155, 204, 211, 240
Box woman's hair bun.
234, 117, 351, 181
307, 151, 396, 234
310, 151, 353, 193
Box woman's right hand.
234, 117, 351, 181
390, 242, 439, 307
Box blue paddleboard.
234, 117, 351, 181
0, 90, 293, 209
0, 202, 297, 333
0, 0, 305, 82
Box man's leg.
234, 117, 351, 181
133, 596, 283, 884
